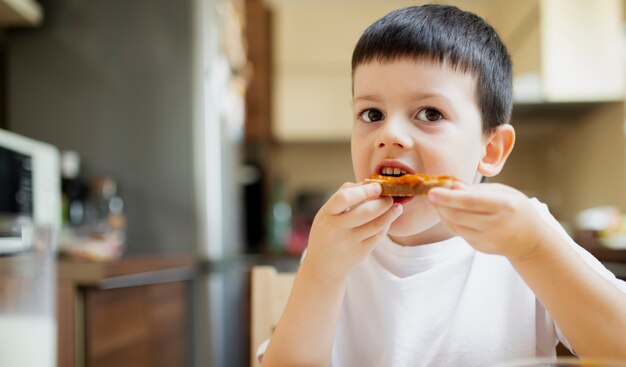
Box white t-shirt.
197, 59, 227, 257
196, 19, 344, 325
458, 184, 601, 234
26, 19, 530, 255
258, 199, 626, 366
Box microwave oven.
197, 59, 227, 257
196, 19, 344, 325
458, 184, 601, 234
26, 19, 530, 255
0, 129, 60, 254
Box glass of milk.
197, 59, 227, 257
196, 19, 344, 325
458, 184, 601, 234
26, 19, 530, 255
0, 225, 56, 367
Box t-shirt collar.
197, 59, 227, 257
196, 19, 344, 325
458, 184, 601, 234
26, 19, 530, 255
380, 234, 471, 258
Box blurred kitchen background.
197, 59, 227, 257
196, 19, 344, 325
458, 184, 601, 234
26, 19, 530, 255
2, 0, 626, 366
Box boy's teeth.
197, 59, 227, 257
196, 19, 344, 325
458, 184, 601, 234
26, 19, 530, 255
381, 167, 407, 176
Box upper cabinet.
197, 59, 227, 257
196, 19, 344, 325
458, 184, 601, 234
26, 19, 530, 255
0, 0, 42, 27
489, 0, 623, 103
270, 0, 624, 142
270, 2, 407, 141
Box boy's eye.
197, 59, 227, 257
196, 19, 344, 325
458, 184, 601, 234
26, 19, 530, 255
360, 108, 384, 123
416, 108, 443, 122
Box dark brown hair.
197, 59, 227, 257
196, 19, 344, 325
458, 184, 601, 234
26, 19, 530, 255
352, 4, 513, 132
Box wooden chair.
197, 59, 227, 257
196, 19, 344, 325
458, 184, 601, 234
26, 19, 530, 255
250, 266, 296, 367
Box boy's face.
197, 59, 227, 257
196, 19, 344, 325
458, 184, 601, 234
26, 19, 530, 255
351, 59, 488, 244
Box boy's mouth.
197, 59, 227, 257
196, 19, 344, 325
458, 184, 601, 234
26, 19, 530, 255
375, 161, 415, 176
392, 196, 412, 205
379, 167, 408, 177
376, 165, 413, 204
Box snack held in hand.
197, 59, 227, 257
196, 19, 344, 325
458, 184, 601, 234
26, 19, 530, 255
365, 173, 459, 196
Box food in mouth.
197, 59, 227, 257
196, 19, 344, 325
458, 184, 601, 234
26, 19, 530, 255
365, 172, 459, 196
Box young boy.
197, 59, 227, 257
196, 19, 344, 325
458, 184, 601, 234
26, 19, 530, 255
260, 4, 626, 366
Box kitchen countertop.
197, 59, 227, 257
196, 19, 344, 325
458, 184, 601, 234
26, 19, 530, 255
576, 231, 626, 280
57, 255, 197, 289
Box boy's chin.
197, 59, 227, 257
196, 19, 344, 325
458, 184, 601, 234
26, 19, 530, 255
387, 212, 441, 238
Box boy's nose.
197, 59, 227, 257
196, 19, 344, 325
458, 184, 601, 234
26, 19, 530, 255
375, 117, 413, 150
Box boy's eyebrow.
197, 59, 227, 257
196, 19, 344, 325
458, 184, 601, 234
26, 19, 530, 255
352, 95, 382, 104
352, 93, 448, 104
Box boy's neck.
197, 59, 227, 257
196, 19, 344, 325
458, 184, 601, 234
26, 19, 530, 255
389, 222, 457, 246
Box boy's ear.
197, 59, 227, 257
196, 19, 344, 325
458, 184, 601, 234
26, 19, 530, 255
478, 124, 516, 177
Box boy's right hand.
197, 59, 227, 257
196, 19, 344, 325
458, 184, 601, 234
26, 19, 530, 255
302, 182, 403, 283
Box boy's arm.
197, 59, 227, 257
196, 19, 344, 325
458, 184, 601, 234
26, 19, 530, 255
428, 183, 626, 358
261, 182, 402, 367
509, 227, 626, 357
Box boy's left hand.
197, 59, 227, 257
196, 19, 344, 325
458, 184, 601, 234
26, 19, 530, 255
427, 182, 551, 260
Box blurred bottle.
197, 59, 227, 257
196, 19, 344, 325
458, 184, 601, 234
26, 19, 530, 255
286, 191, 327, 256
60, 151, 85, 226
60, 176, 126, 261
84, 177, 126, 243
267, 178, 291, 254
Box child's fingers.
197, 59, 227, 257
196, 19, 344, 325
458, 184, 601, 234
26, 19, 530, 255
428, 187, 503, 214
451, 180, 468, 190
338, 196, 393, 229
361, 226, 391, 250
435, 204, 493, 232
353, 203, 403, 242
325, 183, 382, 215
440, 219, 481, 242
339, 182, 360, 189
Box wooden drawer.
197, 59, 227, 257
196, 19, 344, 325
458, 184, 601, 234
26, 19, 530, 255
57, 257, 196, 367
84, 282, 189, 367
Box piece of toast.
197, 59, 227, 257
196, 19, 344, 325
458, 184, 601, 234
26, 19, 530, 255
365, 173, 458, 196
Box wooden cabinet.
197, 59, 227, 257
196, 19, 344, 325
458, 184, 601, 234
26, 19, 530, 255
57, 257, 196, 367
271, 2, 365, 142
245, 0, 272, 142
488, 0, 623, 103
